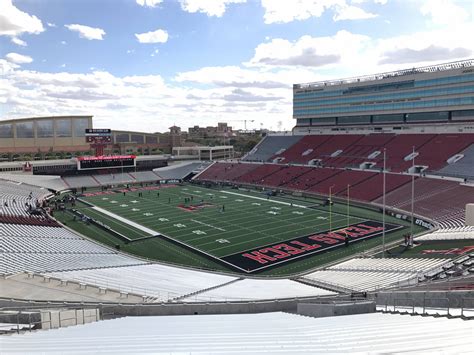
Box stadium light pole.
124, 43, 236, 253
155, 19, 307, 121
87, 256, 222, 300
410, 146, 415, 247
382, 148, 386, 259
346, 184, 350, 228
329, 185, 335, 232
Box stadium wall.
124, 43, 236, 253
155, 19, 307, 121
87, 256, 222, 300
466, 203, 474, 226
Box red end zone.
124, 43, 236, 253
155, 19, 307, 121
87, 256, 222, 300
221, 220, 404, 273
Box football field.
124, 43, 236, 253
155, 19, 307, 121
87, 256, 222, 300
76, 184, 407, 273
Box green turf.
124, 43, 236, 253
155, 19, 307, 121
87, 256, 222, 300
52, 183, 427, 276
80, 185, 378, 258
56, 209, 227, 271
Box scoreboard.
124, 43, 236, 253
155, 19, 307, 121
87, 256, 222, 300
85, 128, 112, 143
76, 155, 136, 170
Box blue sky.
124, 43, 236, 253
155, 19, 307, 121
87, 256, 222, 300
1, 0, 473, 132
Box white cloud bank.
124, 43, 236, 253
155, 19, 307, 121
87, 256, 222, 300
0, 0, 44, 37
260, 0, 378, 24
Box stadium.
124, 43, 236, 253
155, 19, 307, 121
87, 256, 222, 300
1, 59, 474, 353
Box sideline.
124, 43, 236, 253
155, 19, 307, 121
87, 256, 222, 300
92, 206, 159, 235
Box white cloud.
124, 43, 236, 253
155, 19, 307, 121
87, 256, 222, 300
247, 30, 370, 67
150, 49, 159, 57
5, 52, 33, 64
420, 0, 469, 25
65, 24, 105, 40
0, 0, 44, 37
47, 22, 56, 27
135, 28, 168, 43
261, 0, 335, 24
261, 0, 379, 24
136, 0, 163, 7
61, 40, 67, 45
333, 4, 377, 21
60, 63, 66, 68
179, 0, 246, 17
376, 23, 473, 65
11, 37, 27, 46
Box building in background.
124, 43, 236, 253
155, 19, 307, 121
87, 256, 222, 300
0, 116, 93, 161
293, 59, 474, 134
188, 122, 233, 138
0, 116, 176, 161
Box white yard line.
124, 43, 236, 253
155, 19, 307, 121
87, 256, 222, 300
219, 190, 309, 208
92, 206, 160, 236
191, 219, 226, 232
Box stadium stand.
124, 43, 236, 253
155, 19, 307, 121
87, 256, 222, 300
0, 253, 143, 274
0, 235, 117, 255
194, 162, 258, 182
324, 133, 395, 168
47, 266, 336, 302
282, 166, 341, 191
93, 173, 135, 185
436, 144, 474, 179
244, 135, 302, 162
300, 257, 450, 292
270, 134, 332, 164
374, 134, 435, 172
0, 174, 68, 191
154, 161, 211, 180
338, 172, 412, 201
374, 178, 473, 227
247, 133, 474, 171
127, 171, 160, 182
46, 264, 239, 302
327, 257, 448, 274
62, 175, 100, 188
0, 224, 77, 239
416, 227, 474, 241
237, 164, 285, 185
250, 165, 313, 187
416, 134, 474, 171
2, 312, 472, 354
306, 169, 377, 195
181, 279, 336, 302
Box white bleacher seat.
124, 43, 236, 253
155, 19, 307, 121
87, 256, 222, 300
181, 278, 335, 302
1, 312, 472, 353
46, 264, 238, 302
300, 257, 451, 292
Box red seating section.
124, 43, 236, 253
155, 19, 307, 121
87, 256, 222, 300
325, 134, 395, 168
237, 164, 285, 185
374, 178, 473, 227
195, 162, 258, 182
0, 214, 61, 227
415, 134, 474, 170
373, 134, 435, 172
307, 170, 377, 195
272, 135, 332, 164
254, 165, 313, 187
266, 133, 474, 172
282, 167, 341, 191
342, 173, 413, 202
